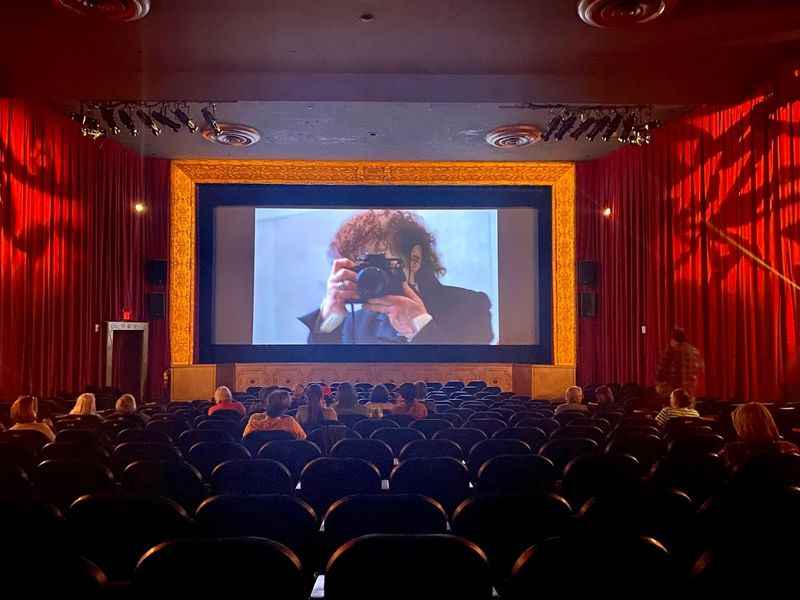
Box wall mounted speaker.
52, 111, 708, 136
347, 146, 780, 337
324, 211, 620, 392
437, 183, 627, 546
579, 291, 597, 318
578, 260, 599, 287
145, 259, 167, 286
147, 292, 165, 319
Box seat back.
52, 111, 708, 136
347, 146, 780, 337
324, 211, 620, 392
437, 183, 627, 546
112, 442, 182, 473
399, 438, 464, 462
121, 459, 208, 512
241, 429, 295, 455
389, 457, 470, 516
211, 459, 294, 495
299, 457, 381, 516
116, 428, 172, 445
561, 453, 642, 508
177, 429, 234, 454
330, 438, 395, 478
492, 427, 547, 451
308, 425, 361, 454
410, 418, 453, 439
369, 427, 425, 456
538, 438, 600, 474
35, 459, 115, 510
476, 454, 558, 496
467, 439, 532, 480
257, 440, 322, 480
187, 441, 252, 479
433, 428, 488, 455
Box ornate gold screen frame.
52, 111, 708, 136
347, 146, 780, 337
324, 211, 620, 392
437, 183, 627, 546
169, 160, 576, 366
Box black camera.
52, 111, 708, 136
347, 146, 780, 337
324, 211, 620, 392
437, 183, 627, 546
352, 253, 406, 302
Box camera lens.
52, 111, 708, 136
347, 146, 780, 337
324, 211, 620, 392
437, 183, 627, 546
356, 266, 389, 300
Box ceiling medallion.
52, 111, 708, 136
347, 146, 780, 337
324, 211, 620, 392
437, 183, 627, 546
201, 123, 262, 147
53, 0, 151, 22
485, 125, 543, 149
577, 0, 677, 28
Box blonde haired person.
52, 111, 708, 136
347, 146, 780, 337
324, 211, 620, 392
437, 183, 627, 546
115, 394, 137, 413
70, 392, 100, 416
554, 386, 590, 416
208, 385, 246, 417
10, 395, 55, 442
655, 388, 700, 427
720, 403, 799, 471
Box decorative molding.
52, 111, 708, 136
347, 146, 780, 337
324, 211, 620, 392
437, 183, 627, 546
169, 160, 576, 366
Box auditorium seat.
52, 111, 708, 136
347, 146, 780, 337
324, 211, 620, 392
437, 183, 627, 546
466, 418, 507, 437
408, 417, 451, 439
112, 442, 183, 474
370, 427, 425, 456
470, 410, 505, 421
0, 429, 50, 455
322, 494, 448, 562
506, 534, 673, 597
467, 439, 532, 481
241, 429, 295, 455
353, 418, 396, 438
337, 413, 368, 429
433, 427, 488, 455
211, 458, 294, 495
133, 537, 308, 597
0, 440, 38, 474
389, 457, 470, 516
648, 452, 728, 503
194, 494, 318, 568
35, 459, 116, 510
492, 426, 548, 451
436, 412, 464, 427
475, 454, 558, 496
187, 441, 252, 479
205, 408, 242, 421
196, 418, 244, 439
551, 425, 607, 446
68, 494, 194, 581
116, 428, 173, 445
451, 493, 573, 586
560, 453, 642, 508
451, 408, 478, 421
145, 418, 191, 441
121, 459, 209, 512
325, 534, 492, 600
308, 425, 361, 454
4, 549, 108, 594
538, 438, 600, 474
554, 411, 590, 426
387, 414, 417, 427
330, 438, 394, 478
729, 452, 800, 491
178, 428, 235, 454
41, 441, 111, 465
0, 464, 34, 501
398, 438, 464, 462
299, 457, 381, 516
606, 434, 667, 471
257, 440, 322, 480
666, 433, 726, 457
55, 428, 110, 449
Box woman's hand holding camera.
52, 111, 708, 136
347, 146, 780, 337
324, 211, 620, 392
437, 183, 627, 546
320, 258, 359, 321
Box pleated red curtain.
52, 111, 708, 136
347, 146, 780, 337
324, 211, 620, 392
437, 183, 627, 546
577, 95, 800, 402
0, 99, 170, 401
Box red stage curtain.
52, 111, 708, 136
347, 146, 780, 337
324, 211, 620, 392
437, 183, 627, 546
0, 99, 170, 402
577, 95, 800, 402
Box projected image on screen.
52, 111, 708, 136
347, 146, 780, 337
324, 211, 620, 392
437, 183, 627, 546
212, 206, 539, 346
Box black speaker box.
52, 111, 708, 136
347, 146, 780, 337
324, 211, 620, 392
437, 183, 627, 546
579, 291, 597, 318
147, 292, 166, 319
145, 259, 168, 286
578, 260, 599, 287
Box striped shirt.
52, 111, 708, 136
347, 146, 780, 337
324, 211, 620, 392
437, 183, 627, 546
655, 406, 700, 427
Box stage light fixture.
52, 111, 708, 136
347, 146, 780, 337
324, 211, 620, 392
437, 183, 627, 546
173, 107, 199, 133
99, 107, 120, 135
136, 110, 161, 136
585, 116, 609, 142
617, 115, 636, 143
134, 202, 146, 213
118, 109, 139, 136
151, 111, 182, 133
553, 114, 578, 141
541, 114, 563, 142
570, 116, 596, 140
202, 106, 222, 136
602, 207, 612, 218
601, 113, 623, 142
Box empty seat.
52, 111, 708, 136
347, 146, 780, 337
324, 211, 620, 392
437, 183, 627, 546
730, 452, 800, 491
561, 453, 642, 509
538, 438, 599, 474
465, 418, 507, 437
468, 439, 532, 481
470, 410, 505, 421
133, 537, 307, 597
35, 460, 115, 510
513, 417, 559, 435
330, 438, 394, 478
0, 464, 34, 500
337, 414, 368, 429
566, 417, 612, 432
178, 429, 234, 454
325, 534, 492, 600
0, 441, 38, 474
68, 494, 194, 580
387, 414, 417, 427
411, 418, 453, 438
116, 428, 172, 445
145, 418, 191, 440
648, 452, 728, 503
492, 427, 547, 451
187, 441, 251, 479
433, 428, 488, 455
0, 429, 50, 455
112, 442, 182, 473
196, 418, 243, 439
299, 457, 381, 516
370, 427, 425, 456
195, 494, 318, 568
452, 494, 573, 583
241, 429, 295, 455
41, 442, 110, 465
667, 434, 725, 457
552, 425, 607, 446
121, 460, 209, 512
399, 438, 464, 462
257, 440, 322, 480
437, 412, 464, 427
389, 457, 470, 516
308, 425, 361, 454
55, 428, 109, 449
476, 454, 558, 496
211, 459, 294, 495
353, 418, 397, 438
606, 434, 666, 471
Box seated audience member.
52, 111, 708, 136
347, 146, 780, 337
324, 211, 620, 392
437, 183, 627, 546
70, 392, 103, 418
113, 393, 149, 423
720, 403, 799, 471
655, 388, 700, 427
594, 385, 616, 410
392, 382, 429, 420
368, 405, 384, 419
416, 381, 435, 414
10, 395, 56, 442
369, 384, 391, 405
243, 390, 306, 440
208, 385, 246, 417
334, 382, 370, 417
290, 384, 307, 409
554, 386, 590, 416
296, 384, 338, 430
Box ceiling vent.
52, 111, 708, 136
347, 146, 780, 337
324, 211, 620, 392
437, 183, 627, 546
577, 0, 677, 28
485, 125, 542, 149
201, 123, 262, 147
54, 0, 151, 22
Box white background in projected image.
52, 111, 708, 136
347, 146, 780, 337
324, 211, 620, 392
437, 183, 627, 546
252, 208, 500, 344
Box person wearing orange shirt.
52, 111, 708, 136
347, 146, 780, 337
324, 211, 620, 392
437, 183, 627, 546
242, 389, 306, 440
